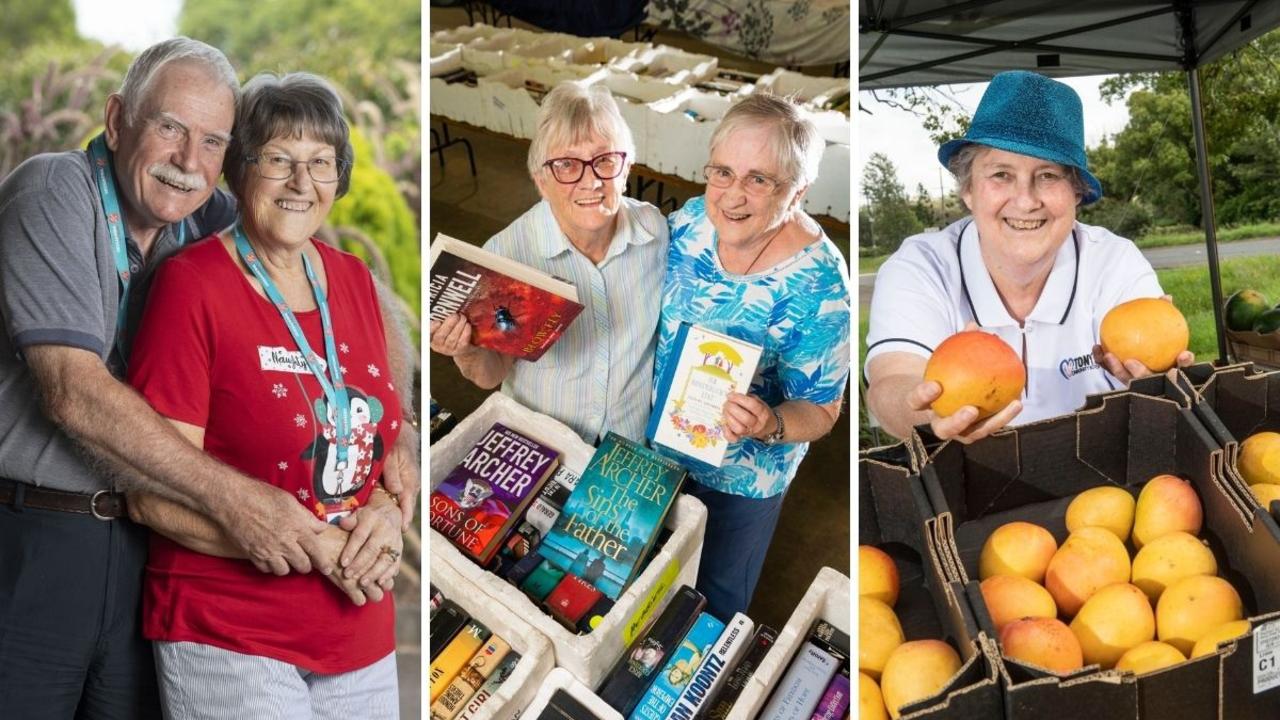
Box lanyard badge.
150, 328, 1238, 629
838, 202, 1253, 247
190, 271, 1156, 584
87, 134, 187, 360
233, 222, 352, 468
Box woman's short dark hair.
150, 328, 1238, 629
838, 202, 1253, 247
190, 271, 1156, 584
224, 72, 354, 200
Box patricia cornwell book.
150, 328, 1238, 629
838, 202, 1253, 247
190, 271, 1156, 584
429, 234, 585, 361
538, 432, 686, 600
430, 423, 560, 565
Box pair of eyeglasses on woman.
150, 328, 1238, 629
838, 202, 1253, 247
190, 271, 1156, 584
702, 165, 787, 196
542, 151, 627, 184
247, 153, 346, 183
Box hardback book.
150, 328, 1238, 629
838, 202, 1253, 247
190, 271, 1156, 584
430, 635, 512, 720
429, 620, 491, 703
538, 688, 602, 720
598, 585, 707, 716
429, 233, 585, 360
809, 670, 851, 720
757, 642, 840, 720
703, 625, 779, 720
647, 324, 763, 468
521, 559, 566, 602
630, 612, 727, 720
430, 599, 470, 660
539, 433, 686, 599
430, 423, 560, 565
668, 613, 754, 720
457, 651, 522, 720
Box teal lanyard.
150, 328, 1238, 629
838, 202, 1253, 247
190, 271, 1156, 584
233, 221, 351, 467
87, 134, 186, 358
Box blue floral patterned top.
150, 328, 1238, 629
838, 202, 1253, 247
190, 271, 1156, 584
654, 196, 851, 498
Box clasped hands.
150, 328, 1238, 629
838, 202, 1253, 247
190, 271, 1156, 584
319, 497, 405, 606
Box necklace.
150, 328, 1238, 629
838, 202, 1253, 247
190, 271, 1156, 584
734, 223, 785, 275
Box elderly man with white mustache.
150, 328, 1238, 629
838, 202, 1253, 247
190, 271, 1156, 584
0, 38, 417, 718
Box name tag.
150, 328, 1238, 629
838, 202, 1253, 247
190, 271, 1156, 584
258, 346, 327, 374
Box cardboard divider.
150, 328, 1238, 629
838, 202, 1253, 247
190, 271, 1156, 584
430, 392, 707, 688
859, 448, 1003, 718
919, 377, 1280, 719
726, 567, 850, 719
431, 557, 554, 720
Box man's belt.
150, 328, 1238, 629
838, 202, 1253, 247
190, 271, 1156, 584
0, 479, 128, 520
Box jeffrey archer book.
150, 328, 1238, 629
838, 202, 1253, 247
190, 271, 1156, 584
538, 432, 686, 599
429, 233, 585, 360
648, 324, 762, 467
430, 423, 560, 565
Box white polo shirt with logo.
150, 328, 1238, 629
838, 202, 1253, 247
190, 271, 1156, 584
864, 218, 1162, 426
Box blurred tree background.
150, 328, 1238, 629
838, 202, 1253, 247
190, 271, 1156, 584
0, 0, 421, 323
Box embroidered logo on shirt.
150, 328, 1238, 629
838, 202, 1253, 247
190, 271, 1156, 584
259, 345, 328, 374
1060, 352, 1101, 379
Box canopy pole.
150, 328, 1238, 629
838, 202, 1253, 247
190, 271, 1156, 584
1187, 67, 1229, 365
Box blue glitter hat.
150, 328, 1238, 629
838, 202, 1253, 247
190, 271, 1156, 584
938, 70, 1103, 205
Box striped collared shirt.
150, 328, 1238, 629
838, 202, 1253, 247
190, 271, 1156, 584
484, 197, 668, 444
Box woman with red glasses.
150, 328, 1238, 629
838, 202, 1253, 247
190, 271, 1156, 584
431, 82, 668, 446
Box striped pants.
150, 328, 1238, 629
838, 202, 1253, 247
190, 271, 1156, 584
155, 642, 398, 720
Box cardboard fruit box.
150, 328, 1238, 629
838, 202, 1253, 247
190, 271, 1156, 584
859, 445, 1004, 719
1179, 362, 1280, 719
918, 375, 1280, 719
429, 392, 707, 689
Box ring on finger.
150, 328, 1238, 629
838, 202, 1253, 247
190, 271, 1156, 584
380, 545, 401, 562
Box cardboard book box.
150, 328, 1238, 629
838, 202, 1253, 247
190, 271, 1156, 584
725, 566, 851, 719
431, 556, 554, 720
858, 444, 1004, 719
918, 375, 1280, 720
1179, 362, 1280, 719
429, 392, 707, 689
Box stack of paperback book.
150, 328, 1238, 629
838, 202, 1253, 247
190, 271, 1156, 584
754, 620, 851, 720
430, 424, 687, 635
429, 586, 525, 720
595, 584, 778, 720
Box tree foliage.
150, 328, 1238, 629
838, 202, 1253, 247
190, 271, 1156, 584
862, 152, 922, 253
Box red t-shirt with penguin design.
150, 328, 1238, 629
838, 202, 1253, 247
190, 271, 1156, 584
128, 236, 401, 673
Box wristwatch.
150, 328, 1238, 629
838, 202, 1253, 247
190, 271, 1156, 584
763, 407, 785, 445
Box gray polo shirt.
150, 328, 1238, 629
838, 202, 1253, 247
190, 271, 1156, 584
0, 149, 236, 492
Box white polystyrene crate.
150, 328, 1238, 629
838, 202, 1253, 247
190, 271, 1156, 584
461, 34, 522, 76
754, 69, 849, 109
477, 69, 606, 139
578, 37, 651, 66
429, 77, 485, 126
611, 45, 718, 86
430, 43, 463, 78
432, 558, 553, 720
429, 392, 707, 689
645, 90, 735, 180
519, 668, 624, 720
590, 71, 687, 168
725, 567, 851, 720
804, 143, 851, 222
431, 23, 512, 47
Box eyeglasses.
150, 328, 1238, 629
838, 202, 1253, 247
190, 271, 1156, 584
702, 164, 788, 196
247, 153, 346, 183
542, 151, 627, 184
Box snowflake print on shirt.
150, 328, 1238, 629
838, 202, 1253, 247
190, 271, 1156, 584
278, 461, 288, 471
339, 342, 349, 354
368, 364, 380, 378
272, 383, 287, 398
294, 414, 307, 428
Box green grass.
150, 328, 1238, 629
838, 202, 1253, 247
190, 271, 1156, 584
857, 221, 1280, 275
1134, 222, 1280, 250
855, 254, 1280, 446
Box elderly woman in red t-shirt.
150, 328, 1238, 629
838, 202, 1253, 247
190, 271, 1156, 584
126, 72, 403, 717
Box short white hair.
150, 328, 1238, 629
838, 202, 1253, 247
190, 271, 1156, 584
118, 37, 239, 124
710, 93, 823, 187
526, 82, 635, 178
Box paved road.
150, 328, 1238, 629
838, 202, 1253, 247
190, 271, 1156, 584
858, 236, 1280, 309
